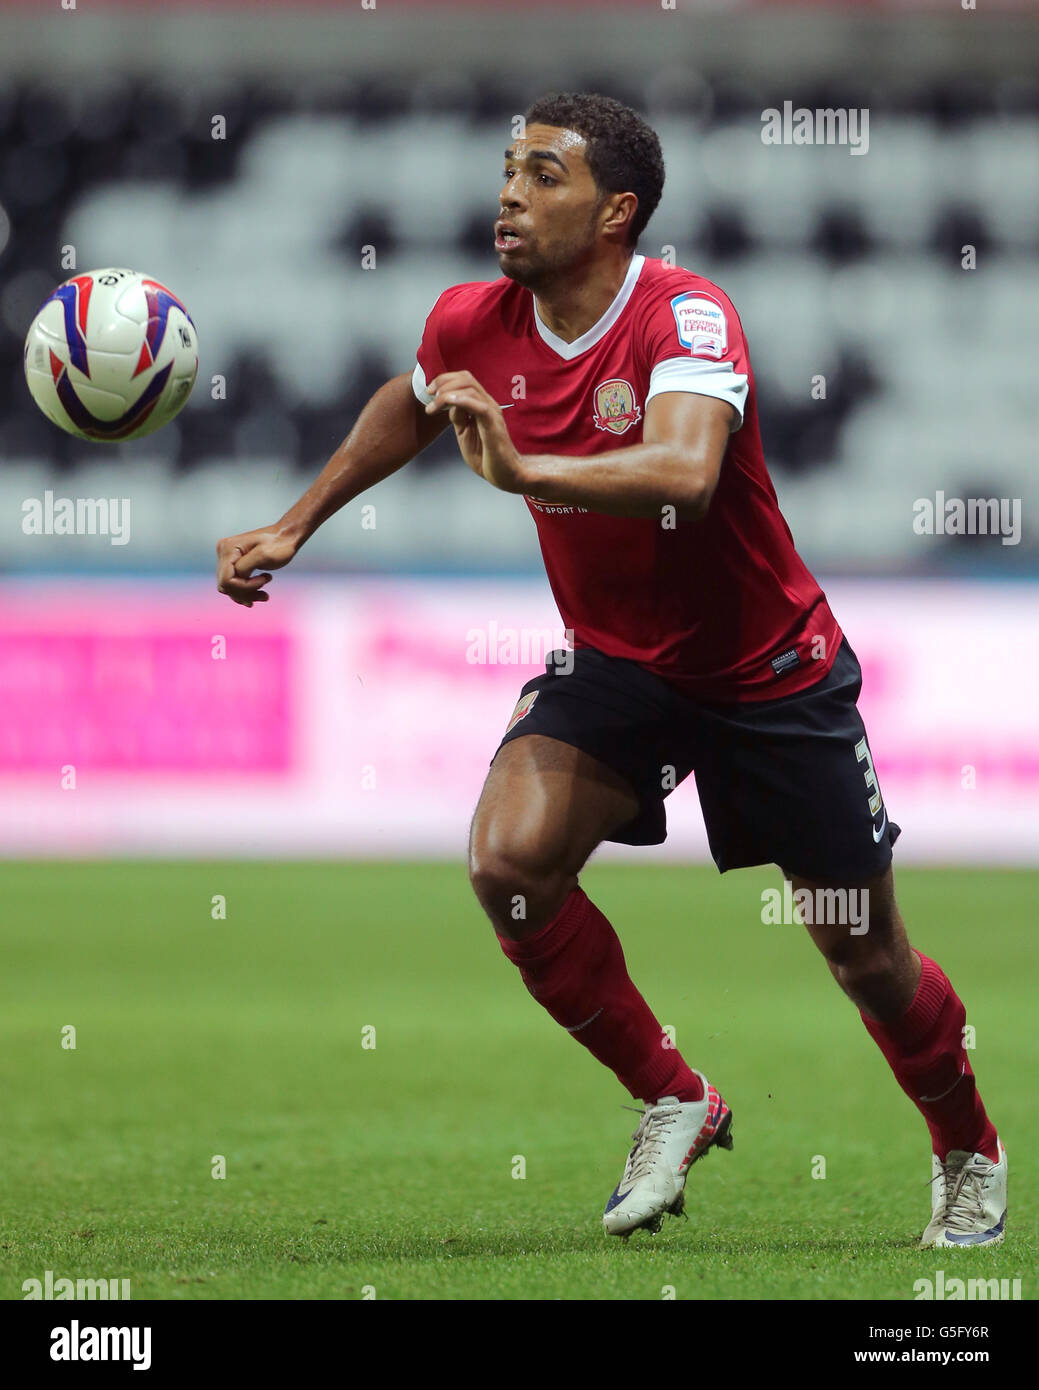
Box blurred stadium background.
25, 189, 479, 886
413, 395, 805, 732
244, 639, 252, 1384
1, 0, 1036, 862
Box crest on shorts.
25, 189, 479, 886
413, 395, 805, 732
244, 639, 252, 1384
592, 378, 641, 435
505, 690, 539, 733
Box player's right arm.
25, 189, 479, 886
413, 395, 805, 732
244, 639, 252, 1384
216, 369, 449, 606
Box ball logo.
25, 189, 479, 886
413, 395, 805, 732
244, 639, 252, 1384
592, 378, 641, 435
133, 281, 196, 379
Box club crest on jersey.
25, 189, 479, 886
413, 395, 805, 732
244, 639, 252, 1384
505, 690, 539, 733
670, 292, 727, 358
592, 378, 641, 435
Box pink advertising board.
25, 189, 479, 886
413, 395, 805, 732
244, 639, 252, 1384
0, 577, 1035, 864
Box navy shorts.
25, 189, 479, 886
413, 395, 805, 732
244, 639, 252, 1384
492, 637, 900, 882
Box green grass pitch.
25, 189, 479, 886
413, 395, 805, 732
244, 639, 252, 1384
1, 860, 1034, 1301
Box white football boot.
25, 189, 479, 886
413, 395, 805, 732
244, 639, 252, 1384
920, 1139, 1007, 1248
602, 1073, 733, 1238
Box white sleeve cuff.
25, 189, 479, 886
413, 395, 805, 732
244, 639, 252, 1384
412, 361, 434, 406
646, 357, 748, 432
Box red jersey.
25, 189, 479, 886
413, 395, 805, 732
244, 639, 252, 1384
413, 254, 841, 702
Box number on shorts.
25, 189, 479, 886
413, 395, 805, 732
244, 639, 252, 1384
854, 736, 882, 816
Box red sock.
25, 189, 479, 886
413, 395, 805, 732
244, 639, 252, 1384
496, 887, 704, 1105
860, 952, 998, 1162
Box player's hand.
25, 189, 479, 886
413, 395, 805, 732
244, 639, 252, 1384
216, 526, 299, 606
424, 371, 527, 493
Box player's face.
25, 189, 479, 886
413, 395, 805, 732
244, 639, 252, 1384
495, 124, 605, 286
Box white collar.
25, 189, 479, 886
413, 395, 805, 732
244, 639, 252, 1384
532, 253, 646, 360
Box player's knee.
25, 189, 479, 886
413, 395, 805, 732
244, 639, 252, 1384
468, 835, 574, 933
800, 875, 904, 968
829, 946, 902, 1000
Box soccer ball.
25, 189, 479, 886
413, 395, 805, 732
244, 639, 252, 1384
23, 267, 198, 442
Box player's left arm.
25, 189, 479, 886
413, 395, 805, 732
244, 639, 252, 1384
425, 370, 733, 520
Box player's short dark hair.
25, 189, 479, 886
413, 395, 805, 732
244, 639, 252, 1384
523, 92, 664, 247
